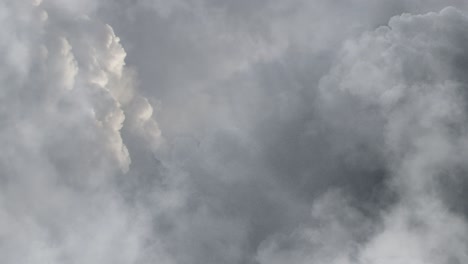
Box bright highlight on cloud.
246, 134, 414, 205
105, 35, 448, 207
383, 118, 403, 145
1, 0, 468, 264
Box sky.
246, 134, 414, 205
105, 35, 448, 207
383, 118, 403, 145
1, 0, 468, 263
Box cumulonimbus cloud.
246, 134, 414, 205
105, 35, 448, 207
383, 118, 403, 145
258, 7, 468, 264
0, 1, 162, 263
2, 1, 468, 264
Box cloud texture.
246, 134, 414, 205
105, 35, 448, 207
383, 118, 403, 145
2, 0, 468, 264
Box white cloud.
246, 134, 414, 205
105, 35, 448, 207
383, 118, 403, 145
0, 1, 164, 263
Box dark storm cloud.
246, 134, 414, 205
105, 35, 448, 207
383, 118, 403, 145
2, 0, 468, 264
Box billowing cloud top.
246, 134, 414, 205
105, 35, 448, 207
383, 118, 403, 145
1, 1, 468, 264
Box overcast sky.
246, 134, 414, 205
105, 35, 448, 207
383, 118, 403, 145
1, 1, 468, 263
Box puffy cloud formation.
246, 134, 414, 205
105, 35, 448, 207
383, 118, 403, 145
3, 1, 468, 264
0, 1, 162, 263
259, 8, 468, 263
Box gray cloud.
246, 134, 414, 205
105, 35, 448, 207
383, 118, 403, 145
258, 6, 468, 264
2, 1, 468, 264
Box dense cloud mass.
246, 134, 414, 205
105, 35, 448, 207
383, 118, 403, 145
2, 0, 468, 263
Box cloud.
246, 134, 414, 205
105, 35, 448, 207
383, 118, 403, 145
258, 6, 468, 264
3, 1, 468, 264
0, 1, 163, 263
